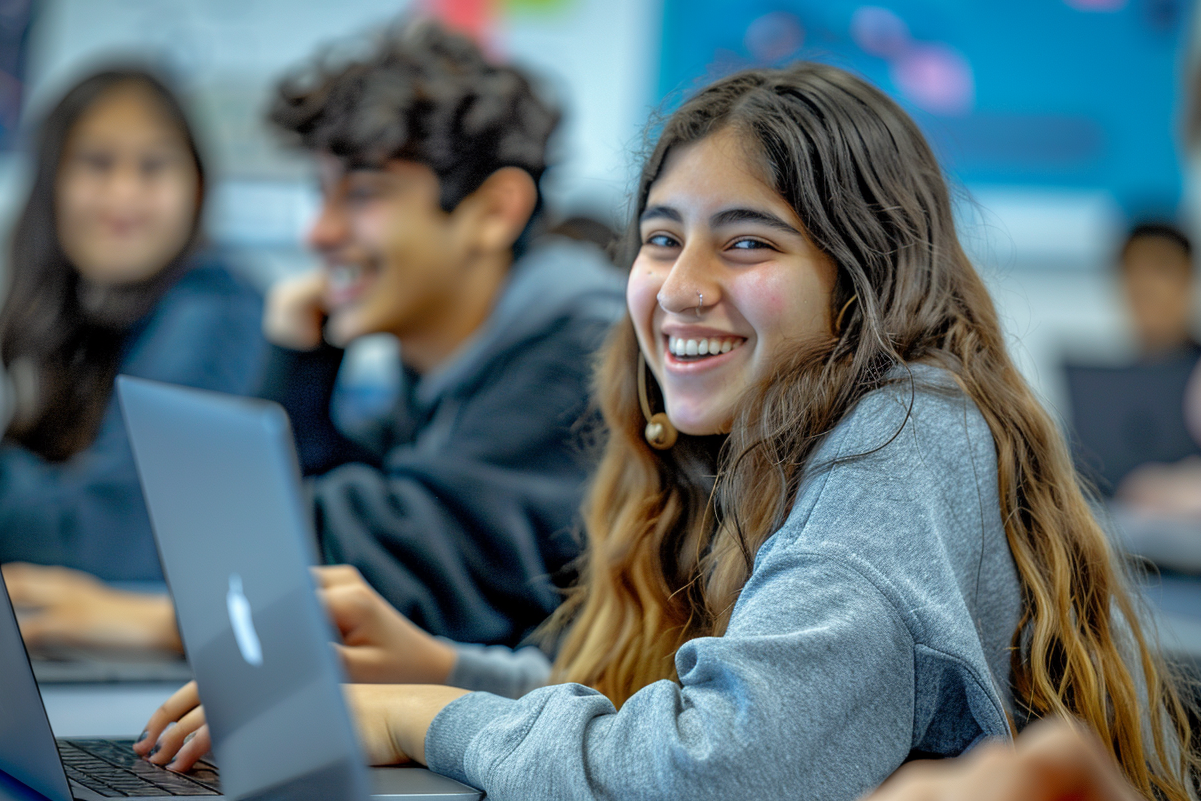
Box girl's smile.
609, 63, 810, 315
626, 127, 836, 436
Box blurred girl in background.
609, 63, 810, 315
0, 69, 265, 588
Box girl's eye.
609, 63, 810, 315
730, 238, 771, 250
645, 233, 679, 248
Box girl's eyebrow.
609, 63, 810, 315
640, 204, 801, 238
639, 205, 682, 223
711, 207, 801, 236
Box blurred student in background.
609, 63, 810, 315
1119, 223, 1197, 360
0, 69, 265, 595
255, 19, 623, 645
1109, 222, 1201, 516
8, 21, 623, 652
1063, 222, 1201, 507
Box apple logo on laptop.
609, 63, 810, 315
226, 574, 263, 667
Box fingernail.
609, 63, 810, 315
135, 730, 149, 744
166, 761, 178, 771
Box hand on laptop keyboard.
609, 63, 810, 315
133, 681, 211, 773
1, 563, 181, 653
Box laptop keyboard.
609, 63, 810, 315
57, 739, 221, 797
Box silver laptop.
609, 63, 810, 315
0, 568, 222, 800
116, 375, 480, 801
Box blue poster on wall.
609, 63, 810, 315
658, 0, 1191, 217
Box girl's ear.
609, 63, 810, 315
456, 167, 538, 255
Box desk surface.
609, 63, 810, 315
41, 682, 182, 739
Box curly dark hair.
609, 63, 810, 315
270, 18, 560, 212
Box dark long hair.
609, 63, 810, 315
0, 68, 206, 461
548, 63, 1199, 799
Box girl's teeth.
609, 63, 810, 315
668, 337, 744, 357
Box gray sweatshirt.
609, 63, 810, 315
426, 366, 1023, 800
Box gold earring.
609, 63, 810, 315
637, 352, 678, 450
835, 294, 858, 334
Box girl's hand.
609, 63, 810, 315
345, 684, 469, 766
133, 681, 211, 773
315, 565, 455, 685
2, 562, 181, 653
132, 681, 468, 772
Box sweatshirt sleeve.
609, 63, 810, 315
310, 316, 603, 646
0, 267, 266, 581
425, 550, 917, 801
445, 641, 553, 698
258, 343, 380, 475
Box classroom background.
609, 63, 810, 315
0, 0, 1196, 456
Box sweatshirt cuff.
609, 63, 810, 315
425, 691, 517, 788
444, 640, 553, 699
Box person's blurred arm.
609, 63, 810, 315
258, 342, 380, 475
1116, 457, 1201, 518
1, 562, 180, 652
258, 269, 380, 475
866, 719, 1139, 801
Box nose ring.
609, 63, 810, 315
695, 291, 703, 318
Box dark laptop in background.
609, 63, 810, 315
117, 376, 479, 801
26, 644, 191, 685
1063, 353, 1201, 494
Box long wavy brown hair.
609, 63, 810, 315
545, 63, 1199, 799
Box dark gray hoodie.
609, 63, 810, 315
263, 237, 625, 646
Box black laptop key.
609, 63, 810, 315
82, 740, 221, 792
57, 740, 219, 796
71, 739, 141, 767
179, 764, 220, 790
63, 765, 123, 797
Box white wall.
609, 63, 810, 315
21, 0, 662, 233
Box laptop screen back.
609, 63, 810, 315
1064, 355, 1201, 493
117, 376, 369, 801
0, 574, 73, 801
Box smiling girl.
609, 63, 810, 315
142, 63, 1198, 800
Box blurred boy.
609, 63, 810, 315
258, 19, 623, 645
